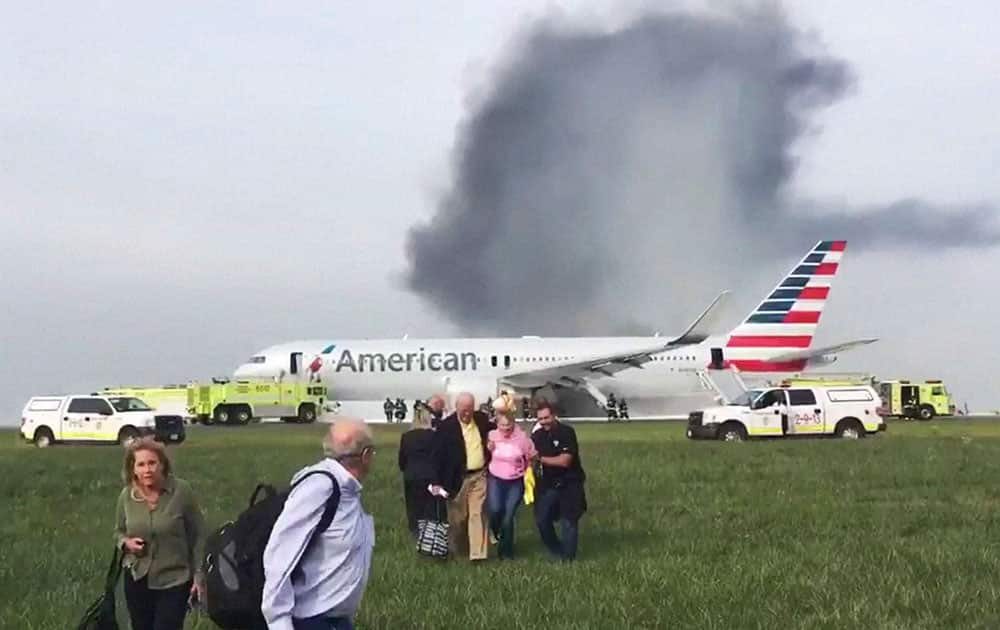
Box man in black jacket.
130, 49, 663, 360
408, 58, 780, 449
437, 392, 495, 560
532, 399, 587, 560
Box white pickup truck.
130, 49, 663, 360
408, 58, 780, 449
686, 384, 887, 441
20, 394, 186, 448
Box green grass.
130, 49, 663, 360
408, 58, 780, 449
4, 420, 1000, 629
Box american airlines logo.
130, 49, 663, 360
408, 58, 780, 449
322, 345, 478, 373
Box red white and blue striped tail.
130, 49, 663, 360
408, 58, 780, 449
725, 240, 847, 372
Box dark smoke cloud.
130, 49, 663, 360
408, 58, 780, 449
405, 9, 999, 335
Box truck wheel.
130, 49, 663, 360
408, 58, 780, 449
717, 422, 747, 442
235, 406, 252, 425
213, 406, 231, 425
835, 419, 865, 439
118, 426, 140, 447
34, 427, 54, 448
298, 404, 317, 424
919, 405, 935, 421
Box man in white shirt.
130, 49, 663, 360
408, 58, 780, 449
262, 419, 376, 630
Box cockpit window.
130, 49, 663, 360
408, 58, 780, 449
249, 356, 267, 364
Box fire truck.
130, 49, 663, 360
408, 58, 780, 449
103, 379, 328, 425
877, 380, 955, 420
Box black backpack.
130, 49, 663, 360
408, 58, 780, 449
204, 470, 341, 630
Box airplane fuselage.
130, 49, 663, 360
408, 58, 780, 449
235, 335, 724, 402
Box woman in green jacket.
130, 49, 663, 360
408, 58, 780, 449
114, 437, 205, 630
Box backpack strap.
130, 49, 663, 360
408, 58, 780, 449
290, 470, 341, 546
289, 470, 341, 584
249, 483, 277, 508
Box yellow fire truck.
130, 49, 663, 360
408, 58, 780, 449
103, 379, 328, 425
877, 380, 955, 420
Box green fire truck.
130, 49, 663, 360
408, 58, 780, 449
877, 380, 955, 420
187, 380, 326, 425
103, 380, 328, 425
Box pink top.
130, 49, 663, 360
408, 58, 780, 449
488, 426, 537, 480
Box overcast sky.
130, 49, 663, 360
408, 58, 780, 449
3, 1, 999, 424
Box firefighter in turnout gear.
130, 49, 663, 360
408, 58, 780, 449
618, 397, 630, 421
384, 397, 394, 423
394, 397, 407, 422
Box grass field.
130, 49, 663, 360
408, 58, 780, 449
4, 420, 1000, 629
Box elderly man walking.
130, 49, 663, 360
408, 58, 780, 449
262, 419, 376, 630
437, 392, 494, 561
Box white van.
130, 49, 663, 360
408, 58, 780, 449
686, 385, 886, 441
20, 394, 185, 448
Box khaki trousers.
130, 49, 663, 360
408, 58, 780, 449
447, 469, 488, 560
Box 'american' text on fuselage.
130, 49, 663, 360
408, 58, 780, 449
333, 349, 478, 373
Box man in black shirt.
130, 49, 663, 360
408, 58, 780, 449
531, 399, 586, 560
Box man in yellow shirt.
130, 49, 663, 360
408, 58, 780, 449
438, 392, 495, 561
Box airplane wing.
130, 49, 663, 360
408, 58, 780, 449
767, 338, 879, 363
500, 291, 730, 390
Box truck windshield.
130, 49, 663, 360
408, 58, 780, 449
728, 389, 763, 406
109, 397, 152, 412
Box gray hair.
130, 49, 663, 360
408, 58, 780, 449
322, 418, 375, 460
455, 392, 475, 408
410, 403, 433, 430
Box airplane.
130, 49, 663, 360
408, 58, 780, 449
233, 241, 877, 415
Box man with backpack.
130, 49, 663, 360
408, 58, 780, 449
261, 419, 376, 630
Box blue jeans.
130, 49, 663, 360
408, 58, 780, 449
487, 475, 524, 559
292, 614, 354, 630
534, 486, 580, 560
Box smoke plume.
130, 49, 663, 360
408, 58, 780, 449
405, 8, 999, 335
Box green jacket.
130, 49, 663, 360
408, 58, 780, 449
114, 476, 206, 589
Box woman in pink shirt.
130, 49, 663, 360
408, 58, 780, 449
486, 398, 537, 559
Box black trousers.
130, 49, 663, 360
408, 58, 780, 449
404, 478, 435, 535
124, 572, 190, 630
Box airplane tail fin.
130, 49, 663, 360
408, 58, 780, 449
724, 240, 848, 372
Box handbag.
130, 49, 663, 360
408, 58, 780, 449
416, 497, 449, 559
76, 547, 125, 630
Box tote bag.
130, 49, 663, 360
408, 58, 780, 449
416, 497, 449, 559
76, 547, 124, 630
